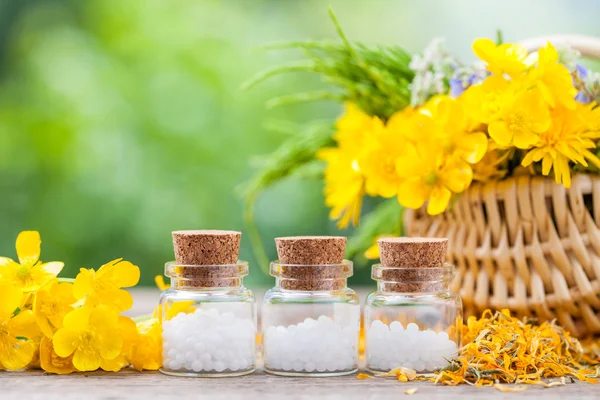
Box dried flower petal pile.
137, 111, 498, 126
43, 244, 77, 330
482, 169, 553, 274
435, 310, 599, 386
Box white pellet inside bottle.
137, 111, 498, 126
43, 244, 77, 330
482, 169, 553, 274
262, 302, 360, 375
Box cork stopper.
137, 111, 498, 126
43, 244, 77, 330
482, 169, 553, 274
273, 236, 349, 291
170, 230, 243, 288
378, 237, 447, 268
172, 230, 241, 265
376, 237, 449, 293
275, 236, 346, 265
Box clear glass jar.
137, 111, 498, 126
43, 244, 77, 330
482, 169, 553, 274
365, 264, 462, 373
262, 260, 360, 376
159, 261, 256, 377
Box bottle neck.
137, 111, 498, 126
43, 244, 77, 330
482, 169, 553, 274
371, 263, 454, 294
270, 260, 353, 292
376, 279, 450, 294
165, 261, 248, 290
170, 277, 245, 290
275, 277, 348, 292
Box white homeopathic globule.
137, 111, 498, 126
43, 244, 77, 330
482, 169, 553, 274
264, 315, 358, 373
162, 308, 255, 373
366, 320, 458, 372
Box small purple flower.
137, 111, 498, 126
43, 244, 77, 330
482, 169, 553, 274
449, 73, 478, 98
575, 91, 591, 103
576, 63, 589, 79
449, 78, 465, 97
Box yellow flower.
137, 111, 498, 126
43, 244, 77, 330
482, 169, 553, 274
522, 105, 600, 187
396, 143, 473, 215
130, 318, 162, 371
33, 278, 76, 338
0, 231, 64, 292
364, 235, 395, 260
360, 119, 406, 198
52, 305, 122, 372
472, 149, 510, 183
319, 146, 365, 228
318, 103, 384, 228
529, 42, 577, 110
153, 300, 195, 322
155, 275, 169, 291
39, 336, 75, 375
334, 102, 374, 150
0, 284, 40, 370
73, 258, 140, 312
421, 96, 488, 164
473, 38, 531, 78
488, 89, 551, 149
461, 75, 512, 124
100, 316, 138, 372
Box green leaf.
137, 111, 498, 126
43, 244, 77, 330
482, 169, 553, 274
243, 9, 414, 120
346, 199, 403, 260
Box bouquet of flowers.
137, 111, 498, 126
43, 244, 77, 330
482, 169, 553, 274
0, 231, 161, 373
243, 10, 600, 262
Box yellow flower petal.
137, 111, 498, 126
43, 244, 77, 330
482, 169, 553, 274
40, 262, 64, 277
155, 275, 169, 291
512, 127, 539, 149
110, 289, 134, 312
39, 336, 76, 375
427, 185, 452, 215
100, 355, 125, 372
0, 284, 23, 322
89, 304, 119, 329
488, 121, 513, 147
73, 268, 94, 300
6, 310, 39, 338
96, 330, 122, 361
98, 259, 140, 288
0, 257, 13, 267
442, 159, 473, 193
73, 348, 101, 372
472, 38, 496, 63
459, 132, 488, 164
15, 231, 41, 266
397, 178, 429, 209
89, 306, 122, 360
62, 306, 91, 331
130, 318, 162, 371
52, 328, 80, 358
0, 337, 36, 370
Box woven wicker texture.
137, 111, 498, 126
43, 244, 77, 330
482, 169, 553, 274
405, 174, 600, 338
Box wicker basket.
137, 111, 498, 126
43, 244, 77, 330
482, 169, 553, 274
405, 35, 600, 338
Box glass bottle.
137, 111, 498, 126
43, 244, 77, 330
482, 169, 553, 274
262, 260, 360, 376
365, 263, 462, 373
159, 261, 256, 377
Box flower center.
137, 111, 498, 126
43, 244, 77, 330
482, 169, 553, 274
382, 158, 396, 176
78, 332, 96, 353
41, 302, 57, 316
507, 113, 527, 131
483, 93, 503, 117
424, 172, 438, 186
16, 265, 31, 281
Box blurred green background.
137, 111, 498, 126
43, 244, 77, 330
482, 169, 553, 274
1, 0, 599, 287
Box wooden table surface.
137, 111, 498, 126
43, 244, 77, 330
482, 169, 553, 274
1, 289, 598, 399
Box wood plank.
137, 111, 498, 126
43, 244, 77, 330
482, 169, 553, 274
1, 370, 598, 400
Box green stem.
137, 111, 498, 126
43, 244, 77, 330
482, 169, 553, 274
58, 277, 75, 283
244, 191, 270, 276
132, 314, 153, 323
